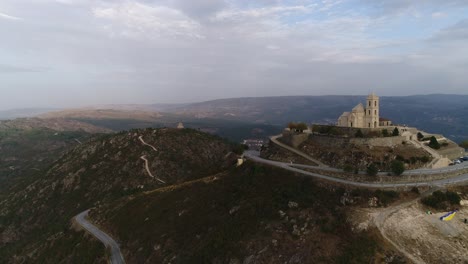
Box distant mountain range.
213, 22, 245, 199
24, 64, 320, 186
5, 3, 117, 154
3, 94, 468, 142
147, 94, 468, 142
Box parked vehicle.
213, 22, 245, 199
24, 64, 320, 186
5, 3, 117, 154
454, 159, 461, 164
462, 156, 468, 161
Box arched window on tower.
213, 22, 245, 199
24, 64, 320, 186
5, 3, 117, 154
375, 110, 377, 115
369, 101, 371, 107
375, 101, 377, 107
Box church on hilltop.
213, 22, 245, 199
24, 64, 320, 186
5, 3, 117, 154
337, 93, 392, 128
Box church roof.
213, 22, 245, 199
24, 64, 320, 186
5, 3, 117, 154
379, 117, 391, 122
352, 103, 364, 113
340, 112, 350, 117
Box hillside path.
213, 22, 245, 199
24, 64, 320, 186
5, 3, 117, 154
138, 136, 157, 151
140, 155, 166, 184
372, 189, 438, 264
270, 135, 328, 167
74, 210, 125, 264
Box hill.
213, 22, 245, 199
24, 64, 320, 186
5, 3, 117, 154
159, 94, 468, 142
0, 127, 94, 195
38, 109, 281, 142
0, 118, 110, 134
0, 128, 239, 263
91, 163, 391, 263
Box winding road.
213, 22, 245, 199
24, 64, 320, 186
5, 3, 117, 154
74, 210, 125, 264
138, 136, 157, 152
244, 151, 468, 188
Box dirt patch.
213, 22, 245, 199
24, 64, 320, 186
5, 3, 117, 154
384, 202, 468, 263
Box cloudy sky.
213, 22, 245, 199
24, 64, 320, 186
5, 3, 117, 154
1, 0, 467, 109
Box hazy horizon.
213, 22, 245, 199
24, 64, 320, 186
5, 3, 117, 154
1, 0, 468, 110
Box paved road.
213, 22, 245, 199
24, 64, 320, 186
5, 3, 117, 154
75, 210, 125, 264
244, 151, 468, 188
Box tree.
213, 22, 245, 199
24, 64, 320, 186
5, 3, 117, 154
355, 129, 364, 138
417, 132, 424, 141
428, 136, 440, 149
288, 122, 297, 130
382, 129, 389, 137
366, 163, 378, 176
390, 160, 405, 176
459, 140, 468, 149
392, 127, 399, 136
296, 122, 308, 132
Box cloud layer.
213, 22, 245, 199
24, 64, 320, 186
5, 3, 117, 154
0, 0, 467, 109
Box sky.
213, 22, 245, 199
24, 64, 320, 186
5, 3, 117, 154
1, 0, 468, 109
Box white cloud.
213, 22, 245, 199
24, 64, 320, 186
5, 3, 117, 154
212, 5, 313, 21
0, 11, 22, 20
92, 1, 203, 39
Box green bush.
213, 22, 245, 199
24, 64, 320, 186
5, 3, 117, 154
417, 132, 424, 141
421, 190, 460, 209
390, 160, 405, 176
355, 129, 364, 138
366, 163, 378, 176
343, 164, 354, 173
382, 129, 389, 137
392, 127, 399, 136
428, 136, 440, 149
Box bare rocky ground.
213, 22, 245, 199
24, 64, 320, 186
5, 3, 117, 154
351, 194, 468, 264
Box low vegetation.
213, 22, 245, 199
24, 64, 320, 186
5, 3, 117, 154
96, 163, 384, 263
0, 128, 241, 263
421, 190, 461, 210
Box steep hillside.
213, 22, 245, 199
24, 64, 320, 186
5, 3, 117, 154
0, 128, 239, 263
0, 127, 94, 194
93, 163, 391, 264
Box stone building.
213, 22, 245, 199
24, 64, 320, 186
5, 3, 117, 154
337, 93, 391, 128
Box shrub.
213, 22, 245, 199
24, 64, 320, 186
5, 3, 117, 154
392, 127, 399, 136
296, 122, 308, 132
446, 191, 461, 205
421, 156, 430, 163
417, 132, 424, 141
366, 163, 378, 176
355, 129, 364, 138
343, 164, 354, 173
421, 190, 460, 209
382, 129, 389, 137
390, 160, 405, 176
428, 136, 440, 149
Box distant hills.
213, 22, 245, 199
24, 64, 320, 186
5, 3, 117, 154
3, 94, 468, 142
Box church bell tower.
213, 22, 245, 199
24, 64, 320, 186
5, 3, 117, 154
366, 93, 379, 128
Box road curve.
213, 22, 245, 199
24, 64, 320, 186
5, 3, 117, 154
75, 210, 125, 264
140, 155, 166, 184
244, 151, 468, 188
138, 136, 157, 152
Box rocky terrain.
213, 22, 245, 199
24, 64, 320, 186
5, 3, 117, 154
286, 136, 432, 171
93, 163, 394, 264
0, 127, 95, 195
0, 128, 239, 263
